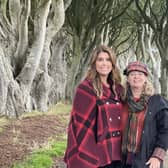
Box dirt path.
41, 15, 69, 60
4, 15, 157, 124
0, 114, 68, 168
0, 114, 168, 168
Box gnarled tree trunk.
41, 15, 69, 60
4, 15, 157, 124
0, 0, 71, 117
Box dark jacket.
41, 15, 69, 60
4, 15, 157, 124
131, 94, 168, 168
64, 79, 123, 168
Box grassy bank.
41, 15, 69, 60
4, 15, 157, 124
12, 140, 66, 168
12, 102, 71, 168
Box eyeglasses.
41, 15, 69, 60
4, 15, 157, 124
129, 71, 145, 77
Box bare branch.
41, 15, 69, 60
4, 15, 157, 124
0, 24, 6, 38
0, 0, 12, 34
160, 1, 168, 37
17, 0, 51, 93
148, 0, 159, 29
47, 0, 65, 37
0, 0, 11, 25
134, 0, 156, 30
103, 0, 134, 25
13, 0, 31, 71
9, 0, 21, 30
64, 0, 72, 11
115, 32, 133, 49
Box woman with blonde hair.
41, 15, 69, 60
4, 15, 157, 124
64, 45, 123, 168
121, 61, 168, 168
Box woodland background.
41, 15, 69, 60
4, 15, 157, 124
0, 0, 168, 117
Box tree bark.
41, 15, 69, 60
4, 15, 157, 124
156, 33, 168, 98
15, 0, 52, 112
12, 0, 30, 76
49, 32, 67, 104
144, 25, 161, 94
32, 0, 66, 111
65, 35, 83, 100
0, 0, 69, 117
160, 61, 168, 98
135, 0, 168, 97
0, 46, 12, 115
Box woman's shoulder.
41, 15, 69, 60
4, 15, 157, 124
149, 94, 168, 102
76, 78, 96, 96
148, 94, 168, 111
78, 78, 93, 88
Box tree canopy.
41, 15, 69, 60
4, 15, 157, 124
0, 0, 168, 117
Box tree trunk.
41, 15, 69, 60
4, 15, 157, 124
0, 0, 69, 117
33, 0, 66, 110
156, 35, 168, 98
15, 0, 52, 113
49, 32, 67, 104
160, 60, 168, 99
145, 25, 161, 94
66, 35, 82, 100
0, 47, 12, 116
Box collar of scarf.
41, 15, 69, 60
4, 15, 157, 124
122, 87, 149, 154
126, 87, 148, 113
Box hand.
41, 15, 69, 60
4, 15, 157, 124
146, 157, 161, 168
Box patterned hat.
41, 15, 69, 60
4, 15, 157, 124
123, 61, 148, 76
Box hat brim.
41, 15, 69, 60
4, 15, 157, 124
126, 69, 148, 76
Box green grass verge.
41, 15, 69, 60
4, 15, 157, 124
48, 102, 72, 115
12, 140, 67, 168
20, 101, 72, 118
0, 116, 10, 132
1, 102, 70, 168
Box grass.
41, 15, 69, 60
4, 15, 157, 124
20, 111, 44, 118
1, 102, 168, 168
19, 101, 72, 118
11, 102, 70, 168
12, 140, 67, 168
48, 101, 72, 115
0, 116, 10, 132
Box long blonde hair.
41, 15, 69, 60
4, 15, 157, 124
123, 79, 155, 100
86, 45, 121, 97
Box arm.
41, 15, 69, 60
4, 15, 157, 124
65, 82, 98, 168
71, 87, 97, 141
146, 96, 168, 168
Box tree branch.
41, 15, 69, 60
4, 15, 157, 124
134, 0, 156, 30
9, 0, 21, 30
47, 0, 65, 37
148, 0, 159, 29
103, 0, 134, 25
13, 0, 31, 75
17, 0, 51, 93
0, 0, 11, 26
115, 31, 133, 49
0, 0, 12, 35
64, 0, 72, 11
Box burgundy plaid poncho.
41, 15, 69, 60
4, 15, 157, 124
64, 79, 123, 168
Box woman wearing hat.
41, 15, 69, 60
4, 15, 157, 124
121, 61, 168, 168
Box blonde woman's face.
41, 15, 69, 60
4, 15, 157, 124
127, 71, 147, 89
95, 52, 112, 78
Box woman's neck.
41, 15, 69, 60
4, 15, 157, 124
100, 76, 109, 87
131, 87, 143, 98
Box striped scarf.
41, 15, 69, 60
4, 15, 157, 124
122, 87, 148, 153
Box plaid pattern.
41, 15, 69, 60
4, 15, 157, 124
127, 113, 138, 152
122, 95, 168, 168
122, 103, 146, 153
64, 79, 123, 168
124, 61, 148, 76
